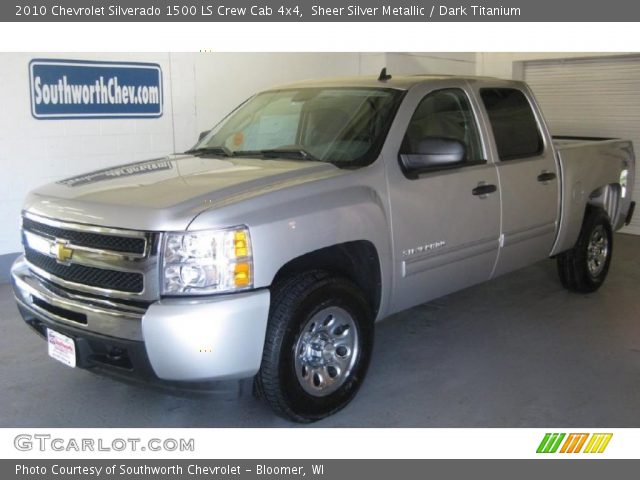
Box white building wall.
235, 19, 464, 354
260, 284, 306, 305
386, 52, 476, 76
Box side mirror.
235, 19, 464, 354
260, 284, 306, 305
400, 137, 466, 176
198, 130, 210, 142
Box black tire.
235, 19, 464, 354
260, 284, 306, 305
255, 270, 373, 423
557, 207, 613, 293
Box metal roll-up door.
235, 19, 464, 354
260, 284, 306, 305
523, 55, 640, 234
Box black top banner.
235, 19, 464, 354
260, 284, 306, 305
5, 0, 640, 22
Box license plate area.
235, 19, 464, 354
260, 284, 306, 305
47, 329, 76, 368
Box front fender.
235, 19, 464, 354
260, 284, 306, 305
188, 168, 393, 318
249, 185, 390, 286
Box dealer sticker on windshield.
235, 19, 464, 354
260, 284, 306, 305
47, 329, 76, 368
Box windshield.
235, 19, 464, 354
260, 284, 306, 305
193, 87, 404, 166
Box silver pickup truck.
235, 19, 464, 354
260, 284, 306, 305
11, 73, 636, 422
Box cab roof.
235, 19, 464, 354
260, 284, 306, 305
268, 74, 519, 91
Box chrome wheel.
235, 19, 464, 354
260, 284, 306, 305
587, 225, 609, 278
294, 306, 359, 397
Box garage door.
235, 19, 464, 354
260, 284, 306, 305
523, 55, 640, 235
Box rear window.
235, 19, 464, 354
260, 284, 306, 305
480, 88, 543, 161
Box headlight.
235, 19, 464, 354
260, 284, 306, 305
161, 226, 253, 295
620, 169, 628, 198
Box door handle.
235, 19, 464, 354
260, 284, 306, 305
537, 171, 557, 183
472, 183, 497, 197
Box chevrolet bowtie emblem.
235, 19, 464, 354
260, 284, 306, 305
52, 242, 74, 263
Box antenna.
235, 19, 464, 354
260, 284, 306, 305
378, 67, 392, 82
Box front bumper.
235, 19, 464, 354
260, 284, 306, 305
11, 256, 271, 382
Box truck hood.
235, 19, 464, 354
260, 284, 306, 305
24, 154, 340, 231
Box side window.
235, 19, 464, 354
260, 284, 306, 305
480, 88, 544, 161
401, 88, 484, 165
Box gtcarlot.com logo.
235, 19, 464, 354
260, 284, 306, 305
14, 434, 195, 452
536, 432, 613, 454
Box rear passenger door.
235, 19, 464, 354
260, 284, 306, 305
477, 86, 560, 276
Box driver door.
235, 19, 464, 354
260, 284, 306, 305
386, 86, 501, 313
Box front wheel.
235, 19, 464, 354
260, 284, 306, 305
557, 207, 613, 293
255, 271, 373, 423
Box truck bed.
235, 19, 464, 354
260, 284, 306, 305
551, 137, 635, 256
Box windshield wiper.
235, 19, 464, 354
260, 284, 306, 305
233, 147, 320, 162
189, 145, 322, 162
261, 148, 318, 161
185, 146, 232, 157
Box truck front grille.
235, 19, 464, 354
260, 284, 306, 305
21, 212, 159, 300
25, 247, 144, 293
22, 217, 146, 255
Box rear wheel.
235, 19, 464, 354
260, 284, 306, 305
255, 270, 373, 423
557, 207, 613, 293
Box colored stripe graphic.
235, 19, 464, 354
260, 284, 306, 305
537, 433, 613, 453
536, 433, 566, 453
583, 433, 613, 453
560, 433, 589, 453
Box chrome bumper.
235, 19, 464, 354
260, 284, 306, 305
12, 256, 145, 340
11, 255, 271, 382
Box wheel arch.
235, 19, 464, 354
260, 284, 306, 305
552, 182, 621, 256
271, 240, 382, 319
587, 183, 622, 228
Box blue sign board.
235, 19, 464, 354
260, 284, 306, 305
29, 59, 163, 119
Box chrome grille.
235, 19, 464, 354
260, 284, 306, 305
21, 212, 160, 301
22, 217, 146, 254
25, 248, 144, 293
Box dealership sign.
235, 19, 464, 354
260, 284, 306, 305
29, 59, 163, 119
